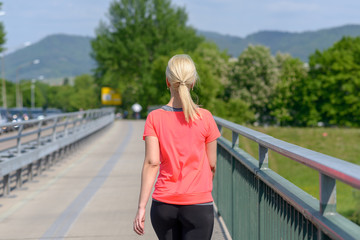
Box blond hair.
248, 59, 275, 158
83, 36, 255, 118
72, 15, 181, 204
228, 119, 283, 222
166, 54, 200, 122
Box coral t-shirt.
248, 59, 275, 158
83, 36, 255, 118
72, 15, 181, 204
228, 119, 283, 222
143, 106, 221, 205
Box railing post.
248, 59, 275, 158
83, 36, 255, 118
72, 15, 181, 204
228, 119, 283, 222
3, 174, 10, 196
52, 117, 58, 142
319, 173, 336, 215
28, 163, 33, 181
37, 158, 43, 176
37, 120, 43, 147
16, 124, 24, 155
259, 145, 268, 169
319, 173, 336, 240
64, 118, 69, 137
16, 168, 22, 189
217, 124, 223, 135
232, 131, 239, 148
258, 145, 268, 240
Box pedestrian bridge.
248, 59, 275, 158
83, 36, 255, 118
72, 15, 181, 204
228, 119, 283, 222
0, 109, 359, 240
0, 114, 226, 240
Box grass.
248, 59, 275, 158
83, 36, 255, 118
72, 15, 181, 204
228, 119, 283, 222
222, 126, 360, 225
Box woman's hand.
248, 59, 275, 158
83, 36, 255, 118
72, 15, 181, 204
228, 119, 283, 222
133, 207, 146, 235
134, 136, 160, 236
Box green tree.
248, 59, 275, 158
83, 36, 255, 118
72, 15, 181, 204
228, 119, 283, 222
63, 77, 69, 86
191, 42, 229, 110
270, 53, 308, 125
91, 0, 203, 112
69, 74, 100, 110
0, 2, 6, 108
307, 36, 360, 126
47, 85, 74, 112
211, 98, 254, 124
0, 3, 5, 53
21, 80, 46, 108
229, 45, 279, 123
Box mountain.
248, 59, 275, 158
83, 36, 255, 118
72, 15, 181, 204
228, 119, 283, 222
3, 24, 360, 82
3, 34, 95, 82
198, 24, 360, 61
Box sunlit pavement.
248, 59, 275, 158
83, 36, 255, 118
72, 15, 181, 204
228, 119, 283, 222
0, 120, 226, 240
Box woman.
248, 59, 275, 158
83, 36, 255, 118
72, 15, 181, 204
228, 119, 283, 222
133, 54, 221, 240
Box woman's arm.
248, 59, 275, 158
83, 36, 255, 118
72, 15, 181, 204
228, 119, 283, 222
206, 140, 217, 179
133, 136, 160, 235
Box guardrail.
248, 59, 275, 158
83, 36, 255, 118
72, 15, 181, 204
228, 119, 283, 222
213, 116, 360, 240
0, 108, 114, 197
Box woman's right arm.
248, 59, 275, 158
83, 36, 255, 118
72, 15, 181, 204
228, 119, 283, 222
206, 140, 217, 179
133, 136, 160, 235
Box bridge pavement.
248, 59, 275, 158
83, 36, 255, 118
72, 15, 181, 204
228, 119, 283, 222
0, 120, 227, 240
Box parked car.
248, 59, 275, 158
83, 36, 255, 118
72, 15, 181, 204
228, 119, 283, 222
9, 107, 33, 129
0, 107, 11, 134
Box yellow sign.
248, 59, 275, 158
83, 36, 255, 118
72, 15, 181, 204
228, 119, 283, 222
101, 87, 122, 105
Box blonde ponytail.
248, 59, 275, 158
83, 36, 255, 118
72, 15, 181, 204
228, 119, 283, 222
166, 54, 200, 122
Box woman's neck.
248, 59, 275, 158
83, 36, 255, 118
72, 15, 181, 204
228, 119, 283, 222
167, 91, 182, 108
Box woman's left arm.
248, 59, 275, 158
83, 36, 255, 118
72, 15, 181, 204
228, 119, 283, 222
133, 136, 160, 235
206, 140, 217, 180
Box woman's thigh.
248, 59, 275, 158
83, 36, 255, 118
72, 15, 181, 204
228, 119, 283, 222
178, 204, 214, 240
150, 201, 181, 240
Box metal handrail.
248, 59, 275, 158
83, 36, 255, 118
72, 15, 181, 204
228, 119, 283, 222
0, 108, 115, 196
214, 116, 360, 239
214, 116, 360, 190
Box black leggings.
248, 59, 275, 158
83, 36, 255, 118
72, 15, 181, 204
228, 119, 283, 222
150, 200, 214, 240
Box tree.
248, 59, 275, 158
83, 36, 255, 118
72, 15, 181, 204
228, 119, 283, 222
21, 80, 46, 108
0, 2, 6, 108
0, 3, 5, 53
191, 42, 229, 111
270, 53, 308, 125
69, 74, 100, 110
306, 36, 360, 126
91, 0, 203, 112
229, 45, 279, 123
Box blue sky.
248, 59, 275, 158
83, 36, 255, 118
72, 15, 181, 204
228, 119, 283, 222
1, 0, 360, 53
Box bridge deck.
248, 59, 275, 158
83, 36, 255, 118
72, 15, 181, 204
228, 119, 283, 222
0, 120, 226, 240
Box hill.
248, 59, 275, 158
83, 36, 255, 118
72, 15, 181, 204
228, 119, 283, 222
3, 24, 360, 82
3, 34, 95, 82
198, 24, 360, 61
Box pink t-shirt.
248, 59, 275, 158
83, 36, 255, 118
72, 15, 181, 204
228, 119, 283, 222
143, 106, 221, 205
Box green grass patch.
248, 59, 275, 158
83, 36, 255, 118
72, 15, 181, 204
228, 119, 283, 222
222, 126, 360, 225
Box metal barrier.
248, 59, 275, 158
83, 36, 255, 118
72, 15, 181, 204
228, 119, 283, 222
213, 116, 360, 240
0, 108, 114, 196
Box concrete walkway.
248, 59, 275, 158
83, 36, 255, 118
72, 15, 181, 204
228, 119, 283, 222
0, 120, 227, 240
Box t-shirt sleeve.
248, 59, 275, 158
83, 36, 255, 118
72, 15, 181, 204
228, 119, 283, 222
143, 112, 157, 140
205, 111, 221, 143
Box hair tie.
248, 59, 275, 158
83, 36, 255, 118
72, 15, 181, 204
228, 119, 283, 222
180, 81, 186, 86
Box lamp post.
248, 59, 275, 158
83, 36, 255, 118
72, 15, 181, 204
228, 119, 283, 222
31, 79, 35, 109
31, 75, 43, 109
1, 53, 6, 108
0, 11, 6, 108
16, 59, 40, 108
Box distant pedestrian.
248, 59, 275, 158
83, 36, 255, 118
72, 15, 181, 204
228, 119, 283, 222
133, 54, 220, 239
132, 103, 142, 119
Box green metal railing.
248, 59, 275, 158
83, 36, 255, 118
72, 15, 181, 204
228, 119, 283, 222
213, 117, 360, 240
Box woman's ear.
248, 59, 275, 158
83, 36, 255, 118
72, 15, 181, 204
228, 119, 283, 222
166, 78, 170, 88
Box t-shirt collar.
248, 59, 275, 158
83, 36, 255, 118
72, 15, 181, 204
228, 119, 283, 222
161, 105, 183, 112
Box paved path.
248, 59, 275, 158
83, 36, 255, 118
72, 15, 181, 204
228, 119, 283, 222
0, 120, 227, 240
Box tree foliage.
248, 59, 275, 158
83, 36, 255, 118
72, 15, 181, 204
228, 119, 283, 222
91, 0, 203, 111
229, 45, 279, 123
0, 2, 5, 53
270, 53, 308, 125
306, 36, 360, 126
